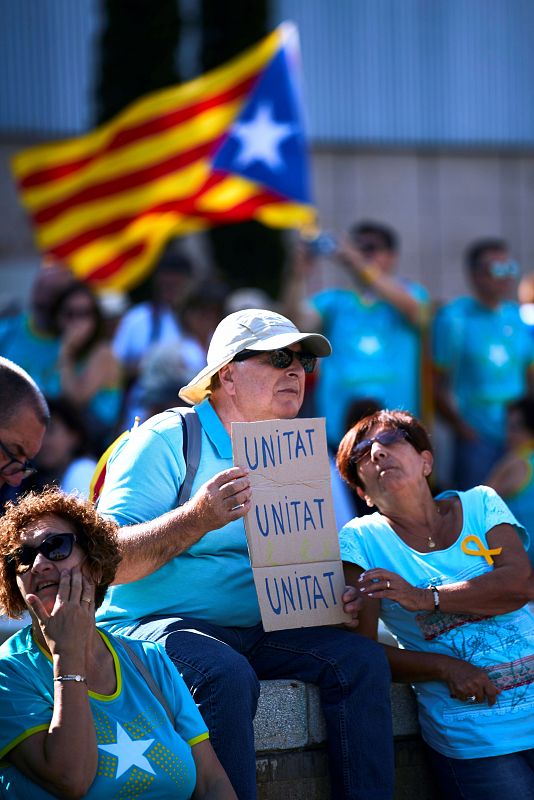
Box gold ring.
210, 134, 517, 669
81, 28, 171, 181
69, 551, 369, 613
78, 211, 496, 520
82, 597, 91, 604
386, 580, 391, 590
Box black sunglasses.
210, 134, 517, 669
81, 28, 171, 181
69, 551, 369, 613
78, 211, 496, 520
7, 532, 77, 574
233, 347, 317, 374
0, 439, 37, 478
351, 429, 410, 465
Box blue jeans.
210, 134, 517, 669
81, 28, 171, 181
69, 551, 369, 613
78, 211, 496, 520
108, 616, 394, 800
427, 746, 534, 800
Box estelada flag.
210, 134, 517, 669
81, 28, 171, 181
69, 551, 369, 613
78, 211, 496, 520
11, 22, 314, 291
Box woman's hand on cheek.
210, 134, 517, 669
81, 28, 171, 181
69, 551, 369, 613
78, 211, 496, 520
27, 567, 95, 657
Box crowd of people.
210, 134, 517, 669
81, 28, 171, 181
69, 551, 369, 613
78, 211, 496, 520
0, 219, 532, 799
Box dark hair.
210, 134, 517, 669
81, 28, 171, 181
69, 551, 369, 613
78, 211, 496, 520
0, 358, 49, 428
51, 282, 104, 359
156, 250, 193, 276
0, 487, 120, 617
349, 220, 399, 253
44, 396, 92, 457
508, 396, 534, 435
465, 238, 508, 273
336, 409, 433, 491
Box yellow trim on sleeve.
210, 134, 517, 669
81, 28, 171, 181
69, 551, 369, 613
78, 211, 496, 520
188, 731, 210, 747
0, 724, 49, 761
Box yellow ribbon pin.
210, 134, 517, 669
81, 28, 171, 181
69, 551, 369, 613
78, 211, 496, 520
461, 535, 502, 566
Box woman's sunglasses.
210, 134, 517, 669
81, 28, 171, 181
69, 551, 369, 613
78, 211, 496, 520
351, 429, 410, 465
233, 347, 317, 374
6, 532, 77, 574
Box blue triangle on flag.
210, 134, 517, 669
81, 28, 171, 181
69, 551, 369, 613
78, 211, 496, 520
212, 46, 312, 204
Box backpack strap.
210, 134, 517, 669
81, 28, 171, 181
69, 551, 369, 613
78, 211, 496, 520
169, 407, 202, 506
120, 638, 174, 726
91, 407, 202, 507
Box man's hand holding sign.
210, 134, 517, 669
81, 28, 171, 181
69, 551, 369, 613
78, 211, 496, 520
232, 417, 351, 630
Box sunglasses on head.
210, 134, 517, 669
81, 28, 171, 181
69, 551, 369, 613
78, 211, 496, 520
351, 428, 410, 465
6, 532, 77, 574
233, 347, 317, 374
487, 260, 520, 279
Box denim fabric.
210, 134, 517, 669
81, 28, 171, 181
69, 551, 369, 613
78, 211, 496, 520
106, 616, 394, 800
453, 434, 504, 490
427, 746, 534, 800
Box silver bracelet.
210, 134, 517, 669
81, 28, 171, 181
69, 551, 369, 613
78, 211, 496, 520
429, 585, 440, 611
54, 674, 87, 683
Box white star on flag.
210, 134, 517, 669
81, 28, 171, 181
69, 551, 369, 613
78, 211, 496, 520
99, 722, 156, 779
358, 336, 381, 355
488, 344, 509, 367
231, 103, 295, 171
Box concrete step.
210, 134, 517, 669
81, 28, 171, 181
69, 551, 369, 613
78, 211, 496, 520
254, 680, 437, 800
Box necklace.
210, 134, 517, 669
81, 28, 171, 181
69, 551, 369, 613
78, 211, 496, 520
406, 502, 442, 549
407, 531, 436, 549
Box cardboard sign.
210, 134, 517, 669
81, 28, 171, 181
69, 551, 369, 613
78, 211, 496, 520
232, 418, 349, 631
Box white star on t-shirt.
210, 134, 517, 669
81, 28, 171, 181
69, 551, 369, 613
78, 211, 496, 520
99, 722, 156, 779
231, 103, 295, 171
358, 336, 381, 355
488, 344, 509, 367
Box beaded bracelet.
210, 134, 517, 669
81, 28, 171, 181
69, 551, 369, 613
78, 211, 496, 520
429, 585, 440, 611
54, 674, 87, 683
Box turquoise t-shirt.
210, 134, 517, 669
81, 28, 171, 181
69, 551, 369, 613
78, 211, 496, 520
0, 628, 208, 799
311, 282, 429, 446
0, 314, 60, 396
339, 485, 534, 759
504, 448, 534, 568
96, 399, 261, 628
432, 297, 534, 444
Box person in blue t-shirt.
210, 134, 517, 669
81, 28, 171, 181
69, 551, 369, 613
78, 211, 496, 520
284, 220, 430, 450
0, 487, 235, 800
487, 396, 534, 567
96, 308, 395, 800
336, 409, 534, 800
433, 238, 534, 490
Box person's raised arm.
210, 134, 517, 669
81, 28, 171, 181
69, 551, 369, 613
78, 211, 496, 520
336, 238, 427, 327
7, 570, 98, 797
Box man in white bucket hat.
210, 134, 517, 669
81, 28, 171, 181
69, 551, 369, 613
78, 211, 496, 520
96, 308, 394, 800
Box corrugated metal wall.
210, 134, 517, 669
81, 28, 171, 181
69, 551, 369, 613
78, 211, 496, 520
0, 0, 100, 136
272, 0, 534, 146
1, 0, 534, 146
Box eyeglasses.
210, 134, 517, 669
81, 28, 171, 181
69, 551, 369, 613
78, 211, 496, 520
350, 429, 410, 465
6, 532, 77, 574
488, 260, 520, 279
233, 347, 317, 374
0, 439, 37, 478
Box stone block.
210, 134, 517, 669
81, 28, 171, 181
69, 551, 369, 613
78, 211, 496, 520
254, 680, 309, 752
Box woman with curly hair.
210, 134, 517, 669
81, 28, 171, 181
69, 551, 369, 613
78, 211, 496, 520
0, 487, 236, 799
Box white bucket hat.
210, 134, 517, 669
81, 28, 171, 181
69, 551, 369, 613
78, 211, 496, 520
179, 308, 332, 405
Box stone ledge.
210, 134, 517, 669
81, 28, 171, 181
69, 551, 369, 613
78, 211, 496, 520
254, 680, 419, 752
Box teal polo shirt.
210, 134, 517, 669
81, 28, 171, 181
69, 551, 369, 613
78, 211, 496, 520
96, 399, 261, 628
